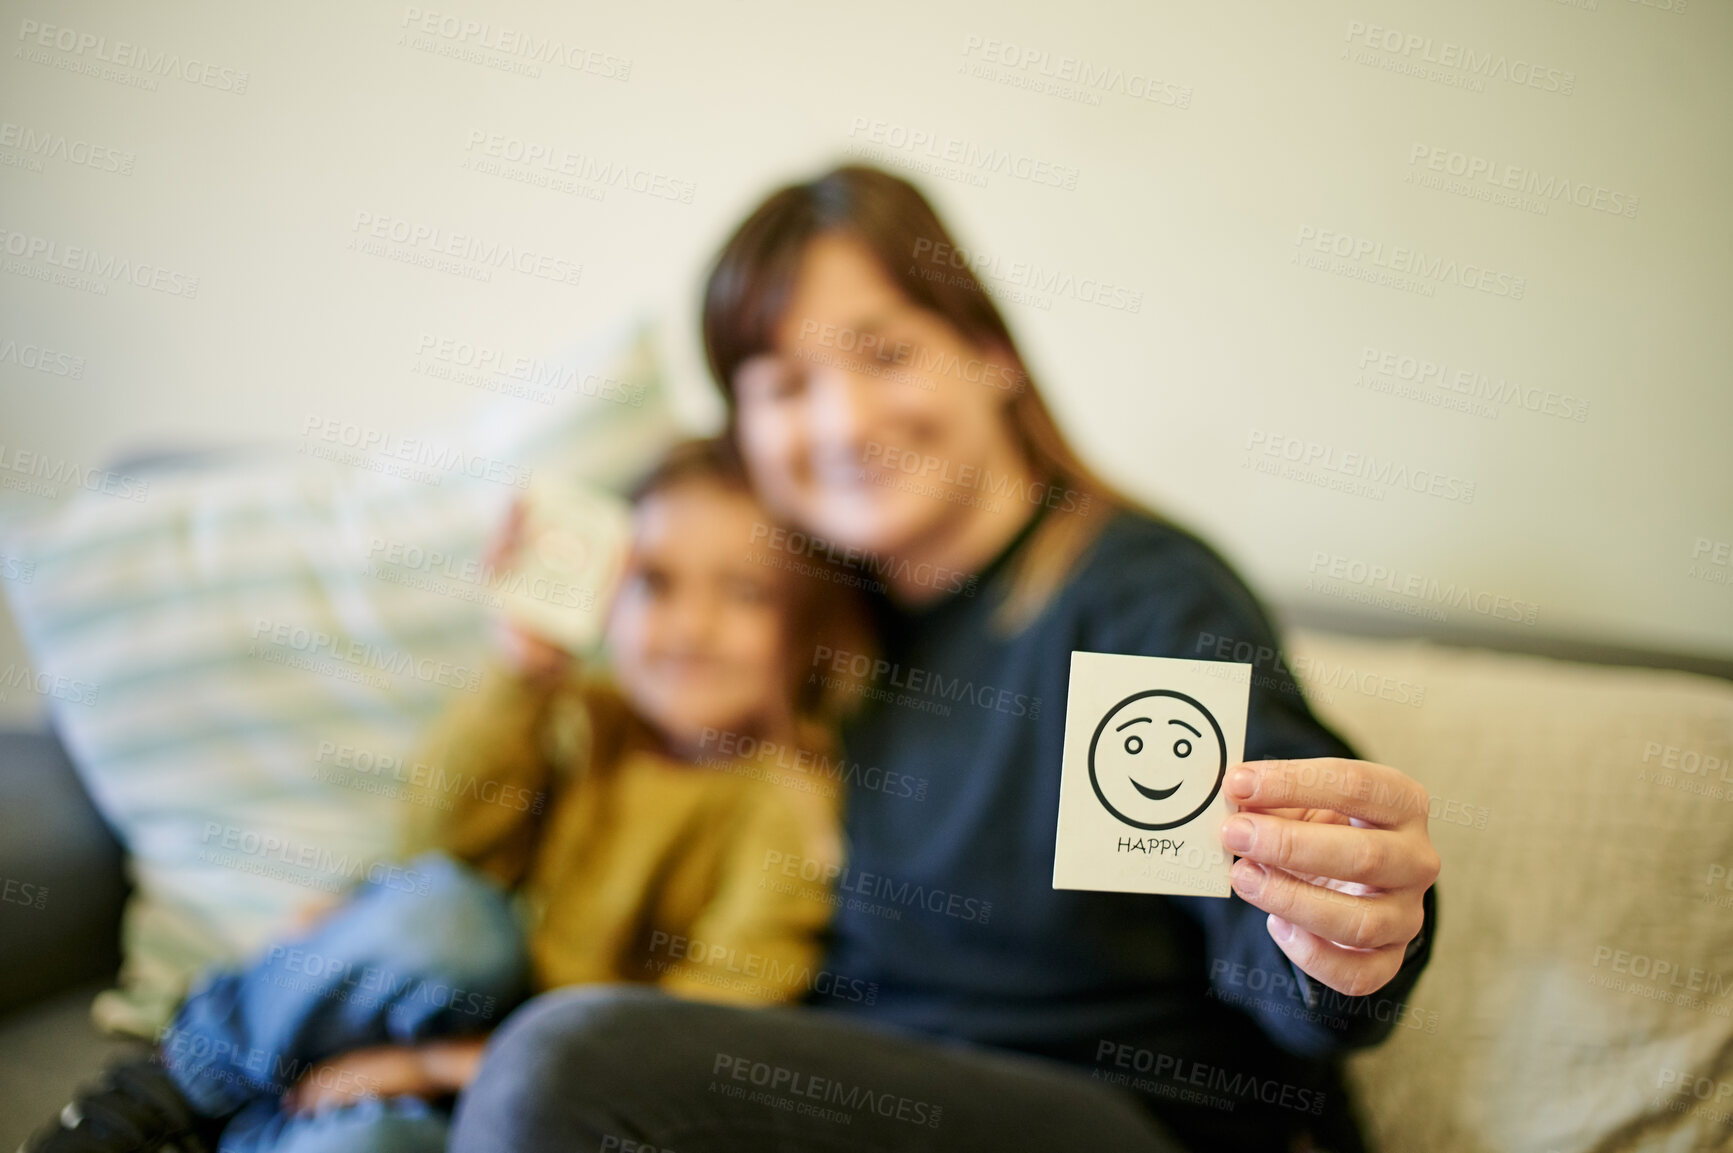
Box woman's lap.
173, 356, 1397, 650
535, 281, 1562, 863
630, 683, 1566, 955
449, 984, 1187, 1153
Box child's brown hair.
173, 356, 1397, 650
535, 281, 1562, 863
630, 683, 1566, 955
627, 436, 873, 727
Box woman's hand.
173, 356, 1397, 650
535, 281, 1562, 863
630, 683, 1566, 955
1218, 758, 1440, 998
283, 1037, 489, 1114
283, 1045, 438, 1114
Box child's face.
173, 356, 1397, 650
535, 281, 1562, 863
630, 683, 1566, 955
605, 482, 791, 754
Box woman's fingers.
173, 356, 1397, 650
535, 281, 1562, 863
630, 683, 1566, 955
1229, 758, 1432, 830
1229, 856, 1425, 951
1262, 914, 1411, 1000
1220, 812, 1440, 890
1219, 757, 1440, 998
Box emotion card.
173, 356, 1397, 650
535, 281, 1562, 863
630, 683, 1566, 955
1053, 652, 1251, 898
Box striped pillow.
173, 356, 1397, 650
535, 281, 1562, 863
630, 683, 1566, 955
1, 318, 681, 1035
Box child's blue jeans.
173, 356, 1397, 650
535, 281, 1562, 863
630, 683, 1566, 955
159, 851, 529, 1153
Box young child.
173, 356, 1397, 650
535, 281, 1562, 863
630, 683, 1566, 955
27, 437, 862, 1153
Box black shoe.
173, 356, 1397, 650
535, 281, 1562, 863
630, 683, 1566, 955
18, 1054, 220, 1153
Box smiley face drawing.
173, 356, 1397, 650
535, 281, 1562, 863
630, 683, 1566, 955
1087, 689, 1228, 830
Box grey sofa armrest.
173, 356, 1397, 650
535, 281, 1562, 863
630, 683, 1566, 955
0, 726, 127, 1017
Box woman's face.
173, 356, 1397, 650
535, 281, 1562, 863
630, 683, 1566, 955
605, 483, 790, 754
732, 233, 1026, 557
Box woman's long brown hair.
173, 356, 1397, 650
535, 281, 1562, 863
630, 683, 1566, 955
702, 164, 1151, 632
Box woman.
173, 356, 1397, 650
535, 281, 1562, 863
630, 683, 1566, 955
447, 166, 1441, 1153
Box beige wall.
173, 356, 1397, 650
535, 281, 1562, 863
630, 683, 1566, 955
2, 0, 1729, 725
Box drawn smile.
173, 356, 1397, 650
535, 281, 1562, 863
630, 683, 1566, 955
1130, 778, 1181, 801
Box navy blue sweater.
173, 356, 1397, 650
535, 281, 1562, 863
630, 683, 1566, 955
812, 502, 1437, 1151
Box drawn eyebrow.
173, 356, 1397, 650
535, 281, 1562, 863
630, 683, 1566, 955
1114, 717, 1152, 731
1167, 719, 1202, 737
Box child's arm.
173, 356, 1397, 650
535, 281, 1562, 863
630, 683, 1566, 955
656, 785, 842, 1005
398, 657, 576, 889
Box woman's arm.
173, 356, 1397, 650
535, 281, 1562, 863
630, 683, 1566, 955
1102, 529, 1439, 1055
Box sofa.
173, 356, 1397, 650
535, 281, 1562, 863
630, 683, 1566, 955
4, 626, 1730, 1152
3, 319, 1728, 1148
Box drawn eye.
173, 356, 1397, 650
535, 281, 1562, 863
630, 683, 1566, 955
1124, 735, 1143, 755
1173, 739, 1192, 758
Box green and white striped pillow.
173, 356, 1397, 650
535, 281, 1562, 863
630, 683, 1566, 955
1, 318, 681, 1035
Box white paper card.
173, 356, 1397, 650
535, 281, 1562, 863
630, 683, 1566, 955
1053, 652, 1251, 898
500, 477, 633, 655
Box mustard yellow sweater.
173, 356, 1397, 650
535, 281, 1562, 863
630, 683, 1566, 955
400, 663, 841, 1006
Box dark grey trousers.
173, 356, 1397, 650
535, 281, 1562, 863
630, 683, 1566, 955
449, 984, 1188, 1153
